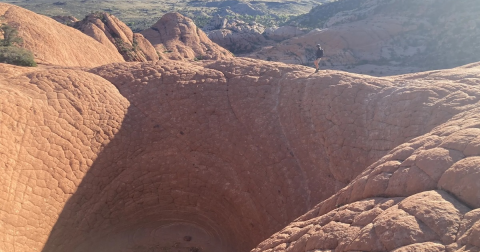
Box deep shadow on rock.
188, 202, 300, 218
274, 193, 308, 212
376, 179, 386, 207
2, 59, 480, 252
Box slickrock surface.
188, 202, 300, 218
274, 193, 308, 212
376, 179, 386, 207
0, 3, 124, 67
1, 58, 480, 252
248, 0, 480, 75
251, 63, 480, 252
74, 13, 160, 62
141, 13, 233, 61
252, 109, 480, 251
247, 15, 410, 66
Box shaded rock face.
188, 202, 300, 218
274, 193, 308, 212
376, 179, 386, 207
264, 26, 305, 42
0, 3, 124, 67
1, 57, 480, 252
141, 12, 233, 61
205, 17, 268, 54
252, 107, 480, 251
74, 12, 160, 62
204, 17, 305, 55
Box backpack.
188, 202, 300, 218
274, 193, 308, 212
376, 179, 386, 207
317, 48, 324, 58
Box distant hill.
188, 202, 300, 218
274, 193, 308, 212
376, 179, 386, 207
246, 0, 480, 74
0, 0, 331, 31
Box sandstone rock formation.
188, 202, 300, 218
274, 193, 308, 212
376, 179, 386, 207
252, 103, 480, 252
248, 0, 480, 75
264, 26, 305, 42
1, 4, 479, 252
0, 3, 124, 67
74, 12, 160, 62
247, 14, 415, 67
141, 12, 233, 61
204, 16, 268, 54
1, 57, 480, 252
204, 16, 305, 55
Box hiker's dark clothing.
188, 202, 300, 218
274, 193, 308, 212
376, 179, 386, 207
316, 48, 324, 59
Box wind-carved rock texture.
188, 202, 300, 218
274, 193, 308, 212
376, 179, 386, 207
1, 58, 480, 252
0, 3, 124, 67
141, 12, 233, 61
74, 12, 160, 62
252, 63, 480, 252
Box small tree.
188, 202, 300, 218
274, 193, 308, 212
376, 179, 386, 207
0, 24, 23, 46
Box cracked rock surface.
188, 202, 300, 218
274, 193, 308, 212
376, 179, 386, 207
251, 63, 480, 252
1, 59, 480, 252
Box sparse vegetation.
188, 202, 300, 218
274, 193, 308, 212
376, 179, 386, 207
0, 46, 37, 67
288, 0, 369, 29
0, 23, 37, 66
156, 50, 162, 60
4, 0, 329, 31
0, 23, 23, 46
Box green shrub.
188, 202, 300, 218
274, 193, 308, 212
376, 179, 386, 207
0, 46, 37, 67
1, 24, 23, 46
0, 23, 37, 67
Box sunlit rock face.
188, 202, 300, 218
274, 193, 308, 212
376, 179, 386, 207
141, 13, 233, 61
0, 3, 124, 67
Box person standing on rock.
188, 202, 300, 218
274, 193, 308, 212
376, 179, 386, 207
314, 44, 324, 73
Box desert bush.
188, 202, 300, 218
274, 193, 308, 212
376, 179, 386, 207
0, 46, 37, 66
1, 23, 23, 46
0, 24, 37, 66
193, 55, 204, 61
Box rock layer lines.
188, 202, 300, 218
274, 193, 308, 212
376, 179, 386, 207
1, 59, 480, 252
